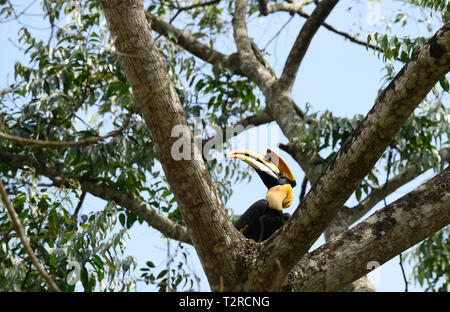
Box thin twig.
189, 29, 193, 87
155, 10, 182, 41
0, 179, 61, 292
43, 0, 55, 47
259, 1, 403, 62
154, 0, 220, 41
299, 175, 308, 202
72, 191, 86, 219
264, 15, 294, 50
278, 0, 339, 91
399, 253, 408, 292
168, 0, 221, 11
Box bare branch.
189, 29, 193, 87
147, 2, 275, 89
146, 12, 245, 76
234, 110, 274, 128
296, 9, 403, 62
168, 0, 221, 11
0, 179, 61, 292
259, 0, 396, 61
264, 0, 316, 14
232, 0, 276, 90
0, 230, 76, 240
278, 0, 339, 92
287, 166, 450, 291
76, 179, 192, 244
350, 165, 430, 222
72, 191, 86, 219
157, 0, 221, 31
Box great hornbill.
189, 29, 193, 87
227, 149, 296, 242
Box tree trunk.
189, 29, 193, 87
101, 0, 242, 291
100, 0, 450, 292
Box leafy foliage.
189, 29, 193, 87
139, 242, 196, 292
0, 0, 246, 291
0, 177, 135, 291
0, 0, 448, 292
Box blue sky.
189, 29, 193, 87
1, 0, 447, 292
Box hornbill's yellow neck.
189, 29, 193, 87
227, 149, 296, 211
266, 184, 293, 211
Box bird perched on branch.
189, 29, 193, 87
227, 149, 296, 242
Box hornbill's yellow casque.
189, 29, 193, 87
227, 149, 296, 242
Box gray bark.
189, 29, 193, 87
2, 0, 447, 293
286, 167, 450, 291
102, 1, 450, 292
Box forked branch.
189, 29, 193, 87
287, 166, 450, 291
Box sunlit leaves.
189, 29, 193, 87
0, 174, 136, 291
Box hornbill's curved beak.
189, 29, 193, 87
227, 149, 296, 209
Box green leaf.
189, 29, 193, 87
157, 269, 168, 279
431, 85, 439, 98
119, 213, 126, 227
355, 188, 362, 202
439, 77, 449, 92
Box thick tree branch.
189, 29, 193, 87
263, 0, 316, 14
233, 110, 274, 128
287, 166, 450, 291
348, 147, 450, 225
250, 22, 450, 291
0, 179, 61, 292
323, 147, 450, 291
146, 11, 245, 76
77, 180, 192, 244
278, 0, 339, 92
232, 0, 276, 91
233, 0, 255, 56
102, 0, 241, 291
0, 150, 191, 244
350, 165, 430, 222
